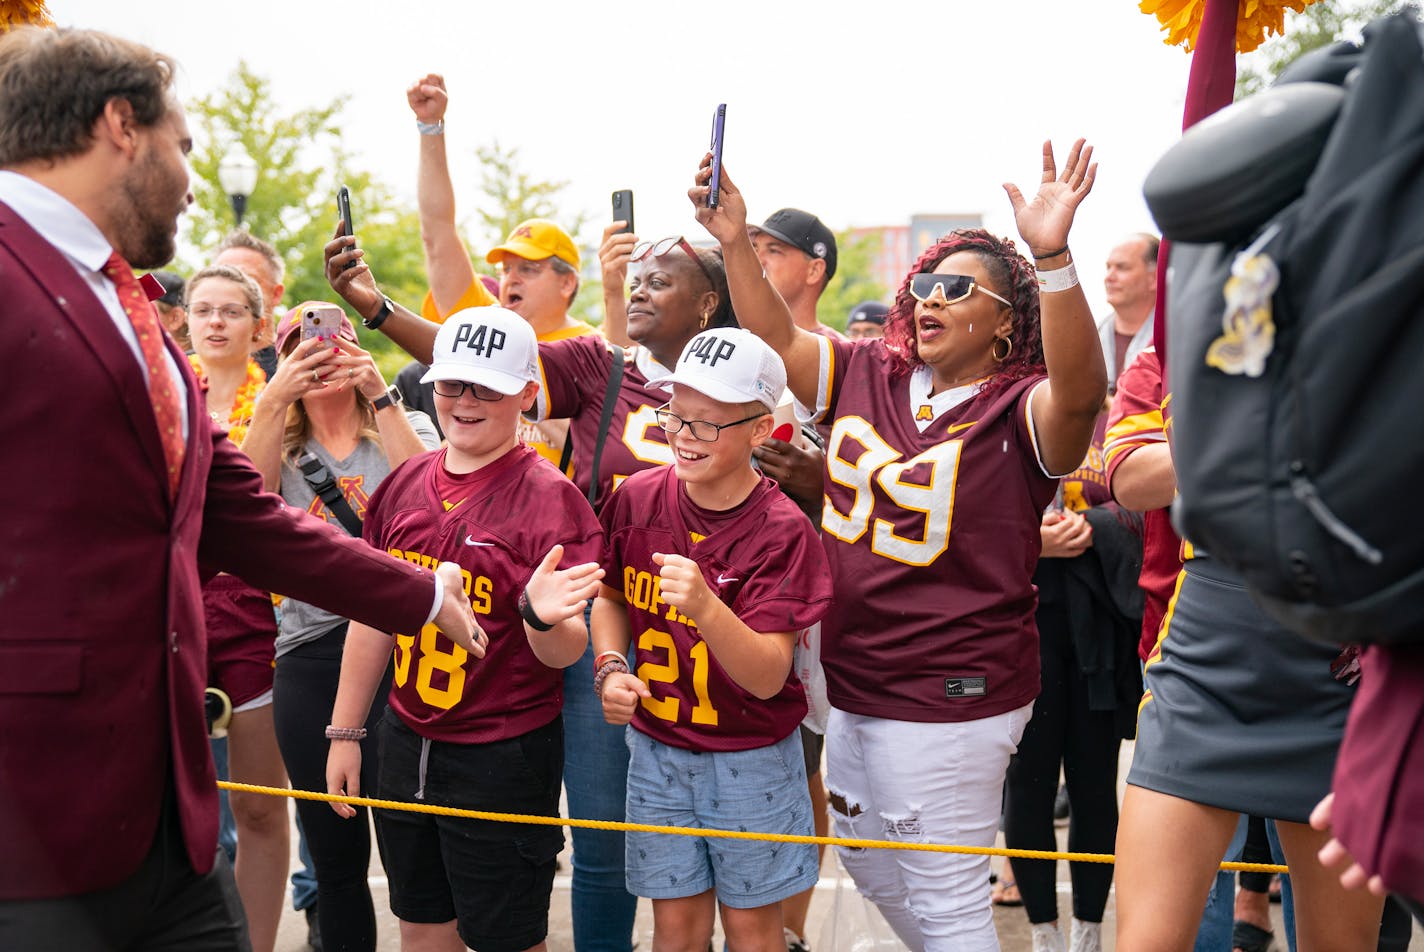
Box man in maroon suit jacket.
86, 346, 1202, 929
0, 28, 483, 950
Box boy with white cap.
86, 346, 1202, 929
593, 326, 834, 950
325, 306, 606, 952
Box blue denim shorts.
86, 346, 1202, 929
623, 727, 818, 908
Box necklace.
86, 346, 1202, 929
189, 355, 265, 446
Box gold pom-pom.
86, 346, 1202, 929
0, 0, 55, 32
1141, 0, 1319, 53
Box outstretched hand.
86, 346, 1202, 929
524, 544, 606, 629
1003, 139, 1097, 257
407, 73, 448, 124
433, 561, 488, 658
1310, 793, 1390, 896
690, 153, 749, 246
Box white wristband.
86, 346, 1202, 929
416, 119, 444, 136
1036, 262, 1079, 294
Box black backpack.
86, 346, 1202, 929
1151, 12, 1424, 646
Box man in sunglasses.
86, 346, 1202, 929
749, 208, 843, 340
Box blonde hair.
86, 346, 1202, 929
185, 264, 265, 318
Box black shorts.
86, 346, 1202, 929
374, 709, 565, 952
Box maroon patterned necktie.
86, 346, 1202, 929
102, 251, 185, 497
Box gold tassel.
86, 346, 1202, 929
1139, 0, 1318, 53
0, 0, 55, 33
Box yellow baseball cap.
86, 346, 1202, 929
485, 219, 580, 270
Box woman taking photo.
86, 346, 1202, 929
242, 305, 439, 952
186, 264, 288, 952
696, 142, 1106, 951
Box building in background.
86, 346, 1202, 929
848, 213, 983, 294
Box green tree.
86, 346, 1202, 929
183, 62, 427, 377
466, 141, 603, 327
1236, 0, 1410, 98
816, 229, 888, 331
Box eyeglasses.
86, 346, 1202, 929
909, 273, 1013, 309
431, 380, 508, 401
188, 304, 253, 321
655, 403, 766, 443
632, 236, 716, 288
501, 258, 553, 279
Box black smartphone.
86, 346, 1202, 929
708, 104, 726, 208
611, 189, 635, 234
336, 185, 355, 270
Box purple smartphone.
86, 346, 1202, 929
708, 104, 727, 208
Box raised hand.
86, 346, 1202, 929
1003, 139, 1097, 257
690, 153, 749, 246
262, 335, 341, 408
406, 73, 448, 124
324, 223, 382, 319
524, 544, 606, 629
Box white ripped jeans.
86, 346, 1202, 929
825, 703, 1034, 952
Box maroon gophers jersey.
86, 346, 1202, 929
600, 466, 832, 752
530, 336, 674, 509
363, 444, 603, 743
803, 337, 1058, 723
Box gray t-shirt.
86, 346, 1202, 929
274, 409, 441, 657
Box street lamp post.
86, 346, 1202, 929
217, 145, 258, 227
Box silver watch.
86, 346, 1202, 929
372, 385, 401, 412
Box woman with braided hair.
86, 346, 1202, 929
695, 140, 1106, 951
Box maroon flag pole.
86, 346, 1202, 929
1155, 0, 1241, 366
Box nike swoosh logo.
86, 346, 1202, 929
946, 421, 977, 435
465, 536, 495, 547
716, 573, 739, 585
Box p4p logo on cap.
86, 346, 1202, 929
453, 323, 506, 358
687, 334, 736, 367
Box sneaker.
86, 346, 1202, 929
304, 903, 323, 952
1069, 919, 1102, 952
1031, 922, 1067, 952
784, 927, 810, 952
1053, 783, 1070, 825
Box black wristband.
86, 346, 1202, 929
1032, 245, 1070, 260
363, 296, 394, 330
518, 588, 555, 632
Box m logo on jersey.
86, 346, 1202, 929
307, 475, 370, 522
916, 405, 934, 422
685, 335, 736, 367
452, 323, 506, 358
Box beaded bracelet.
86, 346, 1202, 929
594, 650, 630, 671
593, 659, 630, 698
325, 725, 368, 741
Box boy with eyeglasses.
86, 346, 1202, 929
593, 326, 833, 950
325, 306, 606, 952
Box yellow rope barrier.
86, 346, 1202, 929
218, 781, 1289, 874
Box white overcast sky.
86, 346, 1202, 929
50, 0, 1213, 308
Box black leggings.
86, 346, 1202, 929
273, 623, 392, 952
1004, 588, 1123, 925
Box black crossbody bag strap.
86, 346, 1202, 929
585, 346, 626, 509
296, 452, 363, 537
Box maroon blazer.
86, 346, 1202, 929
0, 202, 438, 900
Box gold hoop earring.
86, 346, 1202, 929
700, 310, 711, 330
991, 336, 1013, 363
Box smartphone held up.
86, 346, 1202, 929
708, 104, 726, 208
336, 185, 356, 270
612, 189, 635, 234
300, 303, 345, 342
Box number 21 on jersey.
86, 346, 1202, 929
637, 627, 719, 727
821, 415, 962, 566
